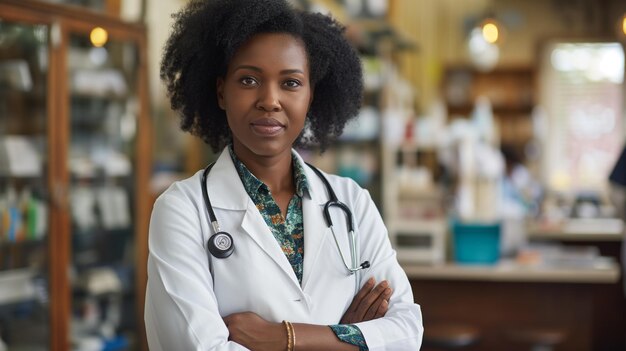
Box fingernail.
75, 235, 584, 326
385, 287, 392, 295
382, 299, 388, 307
381, 280, 388, 288
368, 277, 375, 285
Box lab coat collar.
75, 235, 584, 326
292, 151, 328, 206
207, 147, 329, 210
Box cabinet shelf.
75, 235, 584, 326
71, 92, 130, 102
0, 88, 47, 100
447, 104, 533, 117
0, 174, 46, 179
0, 237, 47, 249
335, 136, 380, 145
70, 173, 133, 180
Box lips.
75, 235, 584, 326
250, 118, 285, 136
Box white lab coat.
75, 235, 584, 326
145, 148, 423, 350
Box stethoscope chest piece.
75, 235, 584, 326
208, 231, 234, 258
202, 164, 235, 259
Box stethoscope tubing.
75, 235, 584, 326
201, 161, 369, 282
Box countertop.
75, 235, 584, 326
401, 258, 620, 284
527, 218, 625, 242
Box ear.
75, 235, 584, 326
216, 77, 225, 110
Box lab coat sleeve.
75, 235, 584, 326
351, 188, 424, 351
145, 192, 249, 351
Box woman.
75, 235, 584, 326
145, 0, 423, 350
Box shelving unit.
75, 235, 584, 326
443, 65, 536, 154
382, 142, 449, 265
381, 67, 538, 265
0, 1, 151, 350
297, 1, 415, 212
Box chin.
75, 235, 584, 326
244, 140, 293, 158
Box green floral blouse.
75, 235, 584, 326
228, 146, 368, 351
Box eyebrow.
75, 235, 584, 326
233, 65, 305, 75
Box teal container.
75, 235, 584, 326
452, 221, 501, 265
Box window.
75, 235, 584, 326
540, 41, 625, 193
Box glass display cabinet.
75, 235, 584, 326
0, 18, 52, 351
0, 1, 150, 350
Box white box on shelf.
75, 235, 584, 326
389, 218, 447, 264
563, 218, 624, 235
0, 269, 37, 306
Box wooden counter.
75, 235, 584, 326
406, 259, 625, 351
402, 259, 620, 284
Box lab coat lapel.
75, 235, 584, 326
300, 154, 331, 292
301, 196, 329, 291
209, 148, 302, 291
239, 203, 302, 291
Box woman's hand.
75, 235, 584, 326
340, 277, 393, 324
223, 312, 286, 351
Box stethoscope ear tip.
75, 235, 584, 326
361, 261, 371, 269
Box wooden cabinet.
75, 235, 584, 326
0, 1, 150, 349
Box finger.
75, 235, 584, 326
364, 287, 391, 320
352, 277, 376, 307
373, 288, 392, 319
358, 281, 387, 312
347, 277, 376, 313
223, 316, 234, 341
374, 299, 389, 319
341, 278, 376, 324
341, 312, 360, 324
223, 312, 243, 324
341, 278, 375, 324
354, 280, 388, 319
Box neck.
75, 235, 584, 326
231, 143, 295, 195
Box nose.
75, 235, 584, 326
255, 84, 282, 112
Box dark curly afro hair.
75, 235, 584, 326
160, 0, 363, 152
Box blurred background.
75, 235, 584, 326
1, 0, 626, 350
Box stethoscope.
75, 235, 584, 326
200, 162, 370, 278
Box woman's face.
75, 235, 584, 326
217, 33, 312, 162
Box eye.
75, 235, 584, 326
240, 76, 258, 86
283, 79, 302, 88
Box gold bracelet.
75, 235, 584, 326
288, 321, 296, 350
283, 320, 293, 351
